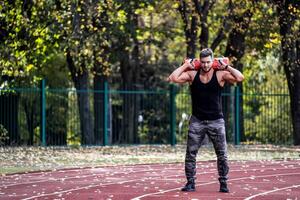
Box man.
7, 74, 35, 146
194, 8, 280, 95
168, 48, 244, 193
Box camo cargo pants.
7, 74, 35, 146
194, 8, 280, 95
185, 115, 229, 182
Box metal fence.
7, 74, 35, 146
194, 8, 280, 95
0, 81, 293, 146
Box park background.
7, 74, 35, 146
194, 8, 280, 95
0, 0, 300, 174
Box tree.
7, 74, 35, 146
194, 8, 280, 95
53, 0, 116, 145
0, 0, 58, 145
223, 0, 253, 141
273, 0, 300, 145
92, 0, 111, 145
109, 0, 162, 143
178, 0, 198, 57
176, 0, 254, 142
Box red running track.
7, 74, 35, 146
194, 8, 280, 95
1, 160, 300, 200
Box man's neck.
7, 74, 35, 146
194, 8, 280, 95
200, 68, 213, 76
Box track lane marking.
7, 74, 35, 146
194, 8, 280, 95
244, 184, 300, 200
2, 160, 300, 199
131, 172, 300, 199
18, 167, 300, 199
2, 159, 298, 180
2, 160, 299, 188
22, 178, 145, 200
0, 168, 181, 188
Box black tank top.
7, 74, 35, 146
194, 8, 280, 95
190, 70, 223, 120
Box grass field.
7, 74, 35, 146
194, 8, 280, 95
1, 144, 300, 175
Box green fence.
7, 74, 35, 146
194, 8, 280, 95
0, 81, 293, 146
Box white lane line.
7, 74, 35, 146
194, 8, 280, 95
4, 159, 298, 188
0, 161, 249, 188
19, 170, 218, 199
2, 160, 299, 198
7, 159, 300, 174
131, 172, 300, 200
0, 162, 178, 179
22, 178, 144, 200
2, 159, 298, 179
19, 166, 300, 199
2, 159, 298, 185
244, 184, 300, 200
0, 167, 181, 188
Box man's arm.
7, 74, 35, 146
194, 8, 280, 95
219, 63, 244, 84
224, 66, 244, 83
168, 62, 193, 83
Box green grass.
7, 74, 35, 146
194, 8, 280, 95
0, 144, 299, 175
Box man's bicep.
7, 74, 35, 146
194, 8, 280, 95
176, 72, 192, 83
223, 72, 237, 84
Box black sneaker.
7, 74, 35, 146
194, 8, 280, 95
181, 179, 195, 192
219, 181, 229, 193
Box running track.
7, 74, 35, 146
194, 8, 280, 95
1, 160, 300, 200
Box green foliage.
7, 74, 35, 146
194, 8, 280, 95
41, 53, 69, 88
53, 0, 116, 76
0, 0, 58, 86
245, 1, 279, 58
67, 131, 81, 148
18, 91, 40, 145
0, 0, 298, 146
243, 53, 292, 144
66, 91, 81, 145
138, 93, 170, 144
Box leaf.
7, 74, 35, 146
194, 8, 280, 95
25, 64, 35, 72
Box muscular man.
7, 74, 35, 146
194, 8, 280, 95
168, 48, 244, 193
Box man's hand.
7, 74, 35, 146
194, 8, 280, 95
212, 57, 229, 70
183, 59, 195, 71
167, 60, 195, 83
183, 58, 201, 71
218, 59, 229, 70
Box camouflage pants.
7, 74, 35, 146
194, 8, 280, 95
184, 115, 229, 182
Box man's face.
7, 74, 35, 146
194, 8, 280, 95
200, 56, 213, 72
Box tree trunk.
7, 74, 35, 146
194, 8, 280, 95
123, 84, 136, 143
294, 36, 300, 145
292, 59, 300, 144
76, 69, 94, 145
211, 0, 233, 51
91, 0, 111, 145
277, 0, 300, 145
224, 8, 252, 142
93, 75, 106, 145
118, 6, 140, 144
120, 51, 137, 144
67, 50, 94, 145
193, 0, 215, 50
178, 0, 198, 58
23, 98, 36, 145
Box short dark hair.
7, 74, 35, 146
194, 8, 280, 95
200, 48, 214, 59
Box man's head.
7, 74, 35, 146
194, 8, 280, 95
200, 48, 214, 72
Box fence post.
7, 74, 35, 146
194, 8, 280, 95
40, 79, 46, 146
169, 84, 176, 146
235, 86, 240, 145
103, 81, 108, 146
